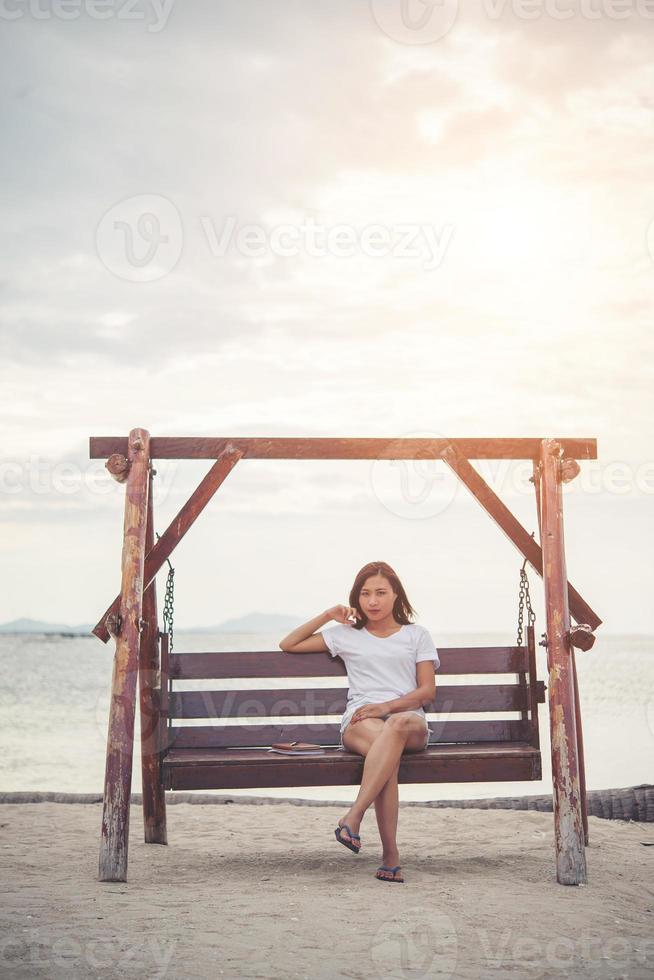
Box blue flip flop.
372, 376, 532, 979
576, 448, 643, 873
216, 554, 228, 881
334, 823, 361, 854
375, 865, 404, 883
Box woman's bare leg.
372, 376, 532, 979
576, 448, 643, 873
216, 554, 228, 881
338, 718, 384, 846
374, 760, 401, 867
339, 713, 428, 839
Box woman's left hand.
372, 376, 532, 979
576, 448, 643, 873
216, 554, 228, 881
350, 703, 389, 724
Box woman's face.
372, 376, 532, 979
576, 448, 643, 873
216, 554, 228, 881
358, 573, 397, 622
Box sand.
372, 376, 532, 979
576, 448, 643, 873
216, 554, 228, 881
0, 800, 653, 980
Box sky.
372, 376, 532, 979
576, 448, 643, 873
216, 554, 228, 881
1, 0, 653, 638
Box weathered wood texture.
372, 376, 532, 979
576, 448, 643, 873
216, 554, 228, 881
106, 453, 130, 483
532, 460, 543, 542
166, 720, 532, 750
571, 648, 589, 845
526, 626, 541, 751
138, 466, 167, 846
163, 744, 542, 790
168, 682, 545, 719
90, 436, 597, 460
93, 445, 243, 643
159, 640, 544, 789
540, 438, 588, 886
441, 442, 601, 631
169, 645, 530, 679
159, 632, 171, 764
569, 625, 596, 652
98, 429, 150, 883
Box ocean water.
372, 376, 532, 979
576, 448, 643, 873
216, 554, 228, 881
0, 630, 652, 803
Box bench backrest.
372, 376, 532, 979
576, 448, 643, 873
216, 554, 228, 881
159, 626, 543, 752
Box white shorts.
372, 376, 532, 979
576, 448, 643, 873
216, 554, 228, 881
340, 707, 431, 750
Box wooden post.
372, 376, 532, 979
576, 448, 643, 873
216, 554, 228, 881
571, 650, 589, 846
139, 465, 167, 845
558, 462, 591, 847
539, 438, 587, 885
535, 457, 589, 845
98, 428, 150, 882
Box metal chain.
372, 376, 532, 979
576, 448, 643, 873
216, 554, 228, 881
517, 537, 536, 646
156, 532, 175, 653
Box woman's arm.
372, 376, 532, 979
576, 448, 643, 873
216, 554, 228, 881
278, 605, 359, 653
278, 610, 331, 653
379, 661, 437, 714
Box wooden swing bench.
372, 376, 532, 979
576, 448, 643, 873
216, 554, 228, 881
159, 628, 545, 791
90, 432, 602, 886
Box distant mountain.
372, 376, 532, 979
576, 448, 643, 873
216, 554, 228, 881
0, 618, 93, 635
0, 613, 304, 636
191, 612, 305, 634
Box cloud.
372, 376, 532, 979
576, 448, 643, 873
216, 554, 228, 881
0, 1, 652, 629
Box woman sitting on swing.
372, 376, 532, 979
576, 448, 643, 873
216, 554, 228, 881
279, 560, 440, 884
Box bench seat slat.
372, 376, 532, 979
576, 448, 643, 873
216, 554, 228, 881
166, 719, 530, 749
170, 646, 529, 680
165, 741, 541, 764
169, 682, 545, 719
162, 742, 542, 790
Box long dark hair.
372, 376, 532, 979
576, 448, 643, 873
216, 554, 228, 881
348, 561, 417, 630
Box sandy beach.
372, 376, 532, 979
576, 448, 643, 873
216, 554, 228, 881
1, 800, 653, 980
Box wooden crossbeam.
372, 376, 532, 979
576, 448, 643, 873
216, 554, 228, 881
90, 436, 597, 461
441, 442, 602, 631
93, 445, 243, 643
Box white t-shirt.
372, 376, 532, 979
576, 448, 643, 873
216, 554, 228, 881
321, 622, 440, 733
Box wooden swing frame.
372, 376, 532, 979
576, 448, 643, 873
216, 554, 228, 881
90, 433, 601, 886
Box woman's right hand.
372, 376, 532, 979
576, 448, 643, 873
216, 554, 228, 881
325, 604, 360, 626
